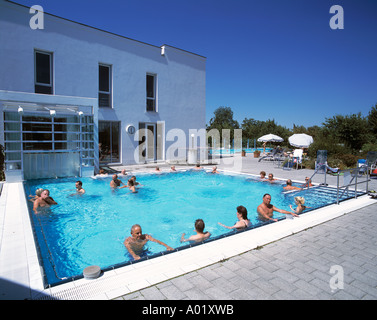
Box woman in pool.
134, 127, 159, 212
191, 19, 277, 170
218, 205, 251, 230
290, 196, 310, 214
33, 189, 57, 213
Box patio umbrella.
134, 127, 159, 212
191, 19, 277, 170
288, 133, 313, 148
257, 133, 284, 142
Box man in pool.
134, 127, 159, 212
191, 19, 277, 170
110, 174, 127, 189
124, 224, 174, 260
257, 193, 298, 222
180, 219, 211, 243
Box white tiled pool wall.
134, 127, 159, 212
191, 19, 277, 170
0, 171, 374, 300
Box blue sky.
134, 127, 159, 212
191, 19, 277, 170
13, 0, 377, 128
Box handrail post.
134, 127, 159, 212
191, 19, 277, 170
336, 172, 340, 204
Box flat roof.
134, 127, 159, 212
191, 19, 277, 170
5, 0, 206, 59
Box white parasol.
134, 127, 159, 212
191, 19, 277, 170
288, 133, 313, 148
257, 133, 284, 143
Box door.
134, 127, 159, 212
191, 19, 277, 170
146, 124, 156, 161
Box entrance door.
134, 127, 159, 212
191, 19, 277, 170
146, 123, 156, 161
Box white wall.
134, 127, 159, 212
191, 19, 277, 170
0, 0, 206, 165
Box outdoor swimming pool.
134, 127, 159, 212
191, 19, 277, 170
24, 170, 362, 286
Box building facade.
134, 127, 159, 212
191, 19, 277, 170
0, 0, 206, 181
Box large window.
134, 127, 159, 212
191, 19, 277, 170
99, 64, 112, 107
99, 121, 120, 164
35, 50, 53, 94
146, 73, 157, 112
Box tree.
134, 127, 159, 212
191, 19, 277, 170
323, 113, 369, 152
367, 104, 377, 139
207, 106, 240, 147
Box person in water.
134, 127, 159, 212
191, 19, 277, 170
124, 224, 174, 260
218, 205, 251, 230
110, 174, 127, 189
33, 189, 57, 213
257, 193, 298, 222
181, 219, 211, 243
290, 196, 310, 214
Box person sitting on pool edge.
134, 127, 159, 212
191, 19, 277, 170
181, 219, 211, 243
257, 193, 298, 222
218, 205, 251, 230
124, 224, 174, 260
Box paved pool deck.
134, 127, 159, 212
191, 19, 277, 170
1, 154, 376, 300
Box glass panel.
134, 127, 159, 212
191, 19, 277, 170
146, 74, 155, 98
5, 132, 21, 140
147, 125, 155, 160
5, 142, 21, 151
35, 52, 51, 84
54, 123, 80, 132
99, 65, 110, 92
99, 93, 110, 107
35, 85, 52, 94
23, 132, 52, 141
6, 162, 21, 170
146, 98, 155, 112
4, 112, 20, 121
22, 115, 51, 122
99, 121, 111, 163
6, 153, 21, 161
23, 142, 52, 150
23, 122, 52, 132
4, 122, 20, 131
111, 122, 120, 163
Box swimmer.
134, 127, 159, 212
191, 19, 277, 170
118, 169, 128, 176
33, 189, 57, 213
259, 171, 267, 180
110, 174, 127, 189
266, 173, 277, 183
218, 205, 251, 230
180, 219, 211, 243
193, 163, 203, 170
127, 178, 137, 193
95, 169, 108, 178
29, 188, 44, 202
283, 179, 301, 191
290, 196, 311, 214
211, 166, 219, 174
257, 193, 298, 222
170, 166, 177, 172
124, 224, 174, 260
302, 177, 313, 188
75, 180, 85, 194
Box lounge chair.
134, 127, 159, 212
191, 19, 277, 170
258, 148, 277, 162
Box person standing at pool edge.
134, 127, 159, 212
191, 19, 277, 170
257, 193, 298, 222
124, 224, 174, 260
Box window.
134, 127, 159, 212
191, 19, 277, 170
35, 50, 53, 94
99, 64, 112, 107
146, 73, 157, 112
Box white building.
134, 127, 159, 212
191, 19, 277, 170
0, 0, 206, 181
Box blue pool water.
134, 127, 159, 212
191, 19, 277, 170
210, 148, 272, 155
24, 170, 362, 286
